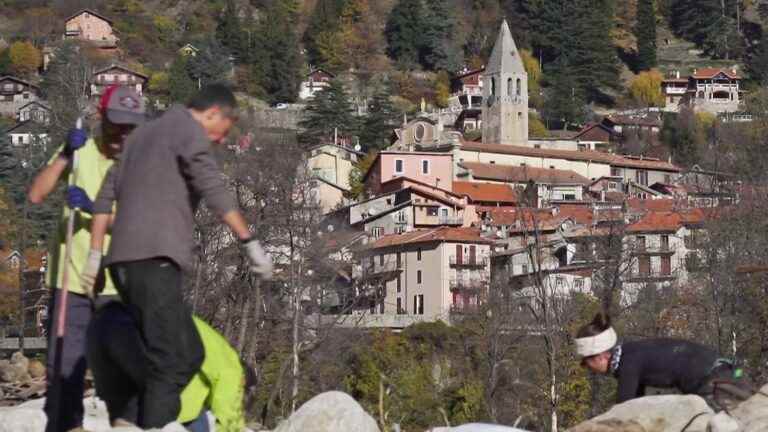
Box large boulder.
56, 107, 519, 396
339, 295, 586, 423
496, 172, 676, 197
0, 402, 47, 432
27, 359, 45, 379
273, 391, 380, 432
429, 424, 531, 431
0, 357, 31, 383
707, 412, 741, 432
729, 384, 768, 432
567, 395, 713, 432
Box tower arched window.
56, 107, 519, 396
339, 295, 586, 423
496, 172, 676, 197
516, 78, 521, 97
507, 78, 513, 97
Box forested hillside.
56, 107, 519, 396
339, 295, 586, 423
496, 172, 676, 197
0, 0, 766, 121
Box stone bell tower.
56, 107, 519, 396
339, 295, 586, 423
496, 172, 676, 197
481, 20, 528, 146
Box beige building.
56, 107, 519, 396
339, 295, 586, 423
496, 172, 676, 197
0, 76, 41, 117
91, 65, 148, 98
482, 20, 528, 146
308, 143, 362, 213
64, 9, 118, 48
354, 227, 493, 326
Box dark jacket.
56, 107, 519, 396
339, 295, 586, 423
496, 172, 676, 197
93, 105, 236, 270
613, 338, 719, 403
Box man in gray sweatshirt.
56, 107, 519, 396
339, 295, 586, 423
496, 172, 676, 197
84, 84, 271, 428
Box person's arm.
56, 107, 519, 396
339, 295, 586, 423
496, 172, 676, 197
28, 155, 68, 204
91, 164, 119, 251
616, 363, 642, 403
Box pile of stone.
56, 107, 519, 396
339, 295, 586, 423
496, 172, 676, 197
0, 351, 46, 404
567, 383, 768, 432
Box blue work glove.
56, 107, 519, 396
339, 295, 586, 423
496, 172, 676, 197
66, 186, 94, 214
61, 128, 88, 159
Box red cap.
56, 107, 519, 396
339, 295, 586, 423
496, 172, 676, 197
98, 85, 146, 125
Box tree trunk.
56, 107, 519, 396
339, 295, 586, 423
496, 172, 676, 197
237, 286, 252, 353
291, 278, 301, 413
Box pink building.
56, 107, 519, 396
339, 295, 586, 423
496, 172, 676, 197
64, 9, 118, 48
364, 151, 454, 196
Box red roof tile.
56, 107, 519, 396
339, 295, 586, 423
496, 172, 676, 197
367, 227, 493, 249
460, 141, 681, 172
692, 68, 741, 79
460, 161, 591, 185
627, 209, 706, 233
453, 181, 519, 204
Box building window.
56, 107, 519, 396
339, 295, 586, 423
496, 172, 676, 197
427, 207, 438, 217
608, 182, 618, 190
23, 93, 29, 100
636, 170, 648, 186
397, 276, 401, 293
414, 123, 426, 142
637, 236, 646, 251
380, 254, 384, 266
393, 159, 405, 175
516, 78, 521, 97
491, 77, 496, 96
396, 211, 406, 223
611, 167, 622, 177
506, 78, 513, 97
417, 248, 422, 261
421, 159, 430, 175
521, 264, 528, 274
664, 174, 672, 184
397, 297, 403, 314
397, 252, 402, 268
417, 270, 422, 284
372, 227, 384, 238
413, 294, 424, 315
574, 279, 584, 291
638, 256, 651, 275
661, 256, 671, 275
661, 235, 669, 251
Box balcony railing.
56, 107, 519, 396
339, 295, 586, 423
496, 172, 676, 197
449, 256, 488, 267
633, 245, 674, 255
626, 270, 677, 282
438, 217, 463, 225
449, 278, 488, 291
360, 262, 402, 280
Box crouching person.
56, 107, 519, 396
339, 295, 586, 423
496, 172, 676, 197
575, 312, 754, 411
87, 301, 250, 431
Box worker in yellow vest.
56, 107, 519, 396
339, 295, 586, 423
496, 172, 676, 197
86, 301, 249, 431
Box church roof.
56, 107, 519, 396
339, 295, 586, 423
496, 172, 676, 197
485, 20, 526, 76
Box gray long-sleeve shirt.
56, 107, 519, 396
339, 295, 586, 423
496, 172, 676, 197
94, 105, 237, 270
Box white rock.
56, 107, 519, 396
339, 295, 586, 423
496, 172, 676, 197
708, 412, 741, 432
568, 395, 714, 432
730, 385, 768, 432
429, 424, 531, 432
0, 404, 46, 432
273, 391, 380, 432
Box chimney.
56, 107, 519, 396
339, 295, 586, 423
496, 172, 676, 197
676, 70, 680, 79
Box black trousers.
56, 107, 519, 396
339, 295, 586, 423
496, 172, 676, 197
108, 258, 204, 428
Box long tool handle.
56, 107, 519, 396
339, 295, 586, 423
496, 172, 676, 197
56, 117, 82, 337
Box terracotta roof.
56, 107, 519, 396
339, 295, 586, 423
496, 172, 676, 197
627, 209, 706, 233
454, 67, 485, 80
572, 122, 617, 141
626, 198, 682, 212
460, 162, 591, 185
0, 76, 40, 90
604, 113, 662, 128
453, 181, 519, 204
379, 176, 460, 198
692, 68, 741, 79
367, 227, 493, 250
460, 142, 681, 172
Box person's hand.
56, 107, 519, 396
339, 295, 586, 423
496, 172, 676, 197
81, 250, 102, 300
243, 239, 273, 280
66, 186, 94, 213
61, 128, 88, 159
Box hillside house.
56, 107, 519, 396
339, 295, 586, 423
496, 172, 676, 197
90, 65, 148, 97
64, 9, 118, 48
661, 71, 689, 112
308, 143, 363, 213
0, 76, 41, 117
6, 121, 49, 147
351, 227, 493, 327
449, 67, 484, 108
17, 101, 50, 124
299, 68, 334, 100
178, 44, 199, 57
687, 68, 743, 114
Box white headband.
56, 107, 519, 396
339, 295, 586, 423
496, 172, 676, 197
575, 327, 617, 358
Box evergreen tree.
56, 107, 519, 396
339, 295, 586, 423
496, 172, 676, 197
542, 57, 586, 128
635, 0, 657, 71
303, 0, 347, 66
186, 37, 233, 87
359, 88, 399, 151
748, 32, 768, 86
0, 49, 12, 76
216, 0, 246, 62
420, 0, 462, 71
250, 1, 302, 103
385, 0, 424, 68
168, 56, 197, 103
670, 0, 741, 59
298, 79, 358, 146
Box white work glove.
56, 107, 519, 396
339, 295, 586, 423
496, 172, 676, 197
243, 239, 273, 280
81, 249, 102, 300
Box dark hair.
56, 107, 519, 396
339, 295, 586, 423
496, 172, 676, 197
576, 312, 611, 338
187, 83, 237, 111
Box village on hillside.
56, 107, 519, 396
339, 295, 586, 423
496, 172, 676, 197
0, 2, 767, 431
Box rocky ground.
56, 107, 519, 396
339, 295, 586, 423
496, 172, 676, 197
2, 349, 767, 432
